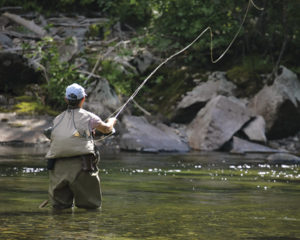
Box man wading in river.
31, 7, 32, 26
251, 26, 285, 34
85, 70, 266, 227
45, 83, 116, 209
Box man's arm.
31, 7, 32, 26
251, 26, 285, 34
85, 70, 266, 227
95, 117, 116, 134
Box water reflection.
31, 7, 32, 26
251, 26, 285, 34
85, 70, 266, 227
0, 147, 299, 240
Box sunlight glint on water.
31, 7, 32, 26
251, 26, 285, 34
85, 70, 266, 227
0, 148, 299, 240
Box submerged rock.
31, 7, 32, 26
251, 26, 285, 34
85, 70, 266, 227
187, 95, 250, 151
119, 115, 189, 152
267, 153, 300, 164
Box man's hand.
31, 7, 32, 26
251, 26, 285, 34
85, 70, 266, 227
96, 117, 117, 134
107, 117, 117, 127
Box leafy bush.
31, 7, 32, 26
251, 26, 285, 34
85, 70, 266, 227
1, 0, 152, 26
227, 55, 272, 96
149, 0, 242, 54
100, 60, 136, 96
25, 37, 87, 110
14, 101, 57, 115
13, 95, 58, 115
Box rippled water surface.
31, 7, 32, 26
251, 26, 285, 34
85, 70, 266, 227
0, 146, 299, 240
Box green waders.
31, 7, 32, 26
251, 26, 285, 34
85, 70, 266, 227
48, 156, 102, 209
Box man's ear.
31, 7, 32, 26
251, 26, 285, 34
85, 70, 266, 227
64, 97, 68, 104
79, 97, 85, 107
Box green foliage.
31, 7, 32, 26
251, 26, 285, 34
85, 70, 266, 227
1, 0, 152, 26
149, 0, 241, 55
13, 95, 58, 116
147, 0, 300, 70
15, 95, 35, 102
136, 66, 196, 117
25, 37, 86, 110
86, 20, 114, 40
0, 106, 10, 113
96, 0, 152, 27
227, 55, 272, 96
100, 60, 134, 96
14, 101, 57, 115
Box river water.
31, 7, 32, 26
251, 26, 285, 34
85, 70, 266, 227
0, 145, 299, 240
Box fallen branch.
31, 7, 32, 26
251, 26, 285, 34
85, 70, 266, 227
2, 29, 41, 40
132, 99, 151, 116
77, 70, 102, 79
0, 47, 22, 53
3, 12, 47, 37
0, 6, 23, 12
86, 46, 115, 82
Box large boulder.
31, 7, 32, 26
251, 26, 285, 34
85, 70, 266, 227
187, 95, 250, 151
248, 66, 300, 139
119, 115, 189, 152
58, 36, 79, 62
242, 115, 267, 143
85, 78, 121, 119
172, 72, 236, 123
0, 113, 51, 145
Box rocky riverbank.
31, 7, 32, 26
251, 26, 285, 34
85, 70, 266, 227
1, 10, 300, 164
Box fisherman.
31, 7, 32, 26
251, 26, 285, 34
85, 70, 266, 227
45, 83, 116, 209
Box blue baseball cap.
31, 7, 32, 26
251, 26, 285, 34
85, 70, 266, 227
65, 83, 87, 100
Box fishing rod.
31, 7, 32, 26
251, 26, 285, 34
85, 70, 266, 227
40, 0, 263, 209
110, 0, 263, 120
94, 0, 263, 143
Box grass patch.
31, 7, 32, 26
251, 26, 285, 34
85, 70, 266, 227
8, 122, 26, 128
15, 95, 35, 102
0, 107, 10, 113
14, 101, 57, 116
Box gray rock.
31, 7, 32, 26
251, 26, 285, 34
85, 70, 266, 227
0, 113, 52, 145
173, 72, 236, 123
229, 137, 280, 154
267, 153, 300, 164
242, 115, 267, 143
120, 115, 189, 152
85, 78, 121, 119
0, 94, 7, 105
58, 36, 79, 62
249, 66, 300, 139
131, 49, 158, 74
187, 95, 250, 151
0, 33, 13, 48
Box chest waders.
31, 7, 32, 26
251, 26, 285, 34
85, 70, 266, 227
46, 108, 102, 209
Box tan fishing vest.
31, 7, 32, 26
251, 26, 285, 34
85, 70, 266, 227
46, 108, 95, 159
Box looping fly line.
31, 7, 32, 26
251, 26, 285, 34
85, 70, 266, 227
95, 0, 263, 142
112, 0, 263, 119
